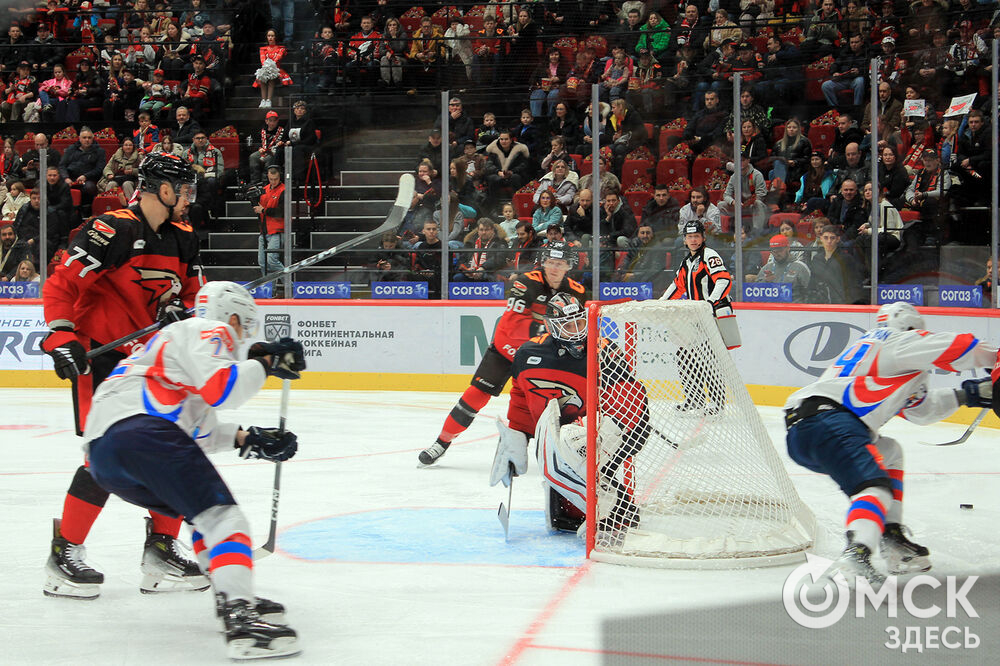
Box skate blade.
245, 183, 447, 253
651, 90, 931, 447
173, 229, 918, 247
43, 575, 100, 600
140, 571, 211, 594
886, 555, 932, 575
228, 636, 301, 661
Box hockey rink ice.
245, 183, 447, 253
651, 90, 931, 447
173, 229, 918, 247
3, 388, 999, 665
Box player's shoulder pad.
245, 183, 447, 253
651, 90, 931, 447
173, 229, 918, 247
186, 318, 239, 356
171, 219, 195, 233
76, 209, 141, 251
562, 277, 586, 295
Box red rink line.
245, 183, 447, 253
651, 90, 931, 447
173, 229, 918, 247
524, 644, 793, 666
499, 560, 593, 665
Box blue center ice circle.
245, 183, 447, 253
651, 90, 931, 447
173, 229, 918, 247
279, 508, 585, 567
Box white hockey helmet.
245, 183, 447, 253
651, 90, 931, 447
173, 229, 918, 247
194, 281, 260, 340
876, 301, 924, 332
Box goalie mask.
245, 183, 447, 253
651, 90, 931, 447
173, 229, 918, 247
546, 292, 587, 357
876, 301, 924, 332
194, 281, 260, 341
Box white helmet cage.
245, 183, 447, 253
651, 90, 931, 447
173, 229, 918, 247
545, 292, 587, 343
194, 281, 260, 340
876, 301, 925, 332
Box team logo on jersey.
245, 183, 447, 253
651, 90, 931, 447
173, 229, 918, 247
525, 378, 584, 410
264, 314, 291, 340
132, 267, 183, 307
92, 219, 116, 237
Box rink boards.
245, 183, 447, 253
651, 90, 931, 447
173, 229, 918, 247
1, 299, 997, 425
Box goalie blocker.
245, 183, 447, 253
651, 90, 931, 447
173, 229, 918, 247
491, 293, 649, 534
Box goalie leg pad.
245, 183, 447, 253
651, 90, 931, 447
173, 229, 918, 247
490, 418, 529, 488
535, 420, 587, 514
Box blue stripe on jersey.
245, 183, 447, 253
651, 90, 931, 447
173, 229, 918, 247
141, 385, 183, 422
107, 364, 127, 378
841, 384, 879, 417
210, 540, 253, 558
209, 365, 239, 407
890, 478, 903, 491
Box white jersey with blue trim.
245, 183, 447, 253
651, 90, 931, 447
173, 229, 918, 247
784, 326, 996, 432
83, 317, 267, 454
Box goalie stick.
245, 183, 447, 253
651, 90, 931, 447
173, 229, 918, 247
497, 463, 514, 541
254, 378, 291, 560
84, 173, 416, 360
921, 408, 988, 447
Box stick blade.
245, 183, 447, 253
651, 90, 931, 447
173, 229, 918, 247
497, 502, 510, 541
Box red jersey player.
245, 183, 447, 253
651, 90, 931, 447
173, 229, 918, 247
418, 241, 587, 465
41, 153, 208, 599
490, 293, 651, 533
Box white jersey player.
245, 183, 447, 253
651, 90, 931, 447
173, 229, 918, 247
784, 302, 995, 585
82, 281, 306, 660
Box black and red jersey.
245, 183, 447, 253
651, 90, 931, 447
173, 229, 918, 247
492, 270, 586, 361
43, 205, 205, 355
507, 334, 649, 439
661, 245, 732, 306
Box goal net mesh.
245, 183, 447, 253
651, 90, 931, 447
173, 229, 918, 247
587, 300, 815, 568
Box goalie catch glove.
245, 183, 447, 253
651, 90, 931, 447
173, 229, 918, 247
239, 427, 298, 462
41, 328, 91, 380
957, 377, 992, 408
156, 297, 191, 326
248, 338, 307, 379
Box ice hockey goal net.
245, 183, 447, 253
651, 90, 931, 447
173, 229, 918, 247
584, 299, 815, 568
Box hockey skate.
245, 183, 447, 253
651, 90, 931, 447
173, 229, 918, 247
881, 523, 931, 575
216, 592, 286, 625
825, 541, 886, 588
44, 519, 103, 600
140, 518, 210, 594
221, 597, 300, 660
418, 440, 449, 466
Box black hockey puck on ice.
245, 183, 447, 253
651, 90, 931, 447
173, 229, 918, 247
959, 504, 974, 510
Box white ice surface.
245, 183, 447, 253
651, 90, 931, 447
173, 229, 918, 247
2, 388, 999, 665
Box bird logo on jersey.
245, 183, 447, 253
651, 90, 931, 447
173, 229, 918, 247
131, 267, 183, 307
525, 378, 584, 410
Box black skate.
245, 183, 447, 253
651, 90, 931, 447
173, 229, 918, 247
216, 592, 286, 625
140, 518, 210, 593
881, 523, 931, 575
826, 541, 886, 588
44, 519, 103, 600
418, 440, 449, 466
222, 597, 300, 660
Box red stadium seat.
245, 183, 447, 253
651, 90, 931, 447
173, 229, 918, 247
899, 210, 921, 223
620, 159, 652, 191
769, 212, 801, 229
692, 157, 722, 188
656, 158, 689, 185
808, 124, 836, 156
214, 138, 240, 169
707, 189, 724, 205
512, 189, 536, 219
70, 188, 82, 207
658, 128, 684, 157
669, 189, 689, 205
91, 193, 123, 215
624, 189, 652, 214
578, 159, 592, 177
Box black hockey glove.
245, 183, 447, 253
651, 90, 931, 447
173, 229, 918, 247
248, 338, 306, 380
957, 378, 992, 408
240, 426, 298, 462
41, 328, 91, 380
157, 298, 191, 326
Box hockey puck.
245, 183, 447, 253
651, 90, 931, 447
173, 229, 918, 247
960, 504, 974, 510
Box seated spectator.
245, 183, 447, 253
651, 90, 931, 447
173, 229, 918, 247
476, 112, 500, 152
10, 258, 38, 283
417, 128, 443, 173
619, 222, 672, 289
0, 139, 22, 188
532, 190, 563, 234
2, 61, 36, 122
16, 134, 60, 189
800, 0, 842, 61
139, 68, 173, 120
641, 184, 681, 235
0, 25, 27, 74
678, 185, 722, 237
808, 225, 862, 304
831, 142, 869, 193
912, 29, 952, 105
433, 201, 471, 249
562, 49, 600, 110
443, 16, 473, 83
159, 21, 191, 81
497, 202, 519, 240
693, 38, 736, 110
578, 152, 621, 202
627, 50, 664, 117
637, 11, 671, 62
485, 131, 531, 200
454, 219, 507, 282
769, 119, 813, 191
577, 100, 610, 156
346, 15, 382, 88
179, 55, 212, 118
540, 136, 578, 174
752, 234, 811, 302
29, 22, 61, 74
98, 137, 141, 202
673, 4, 710, 57
828, 178, 867, 239
565, 188, 594, 240
724, 88, 770, 140
514, 109, 544, 161
603, 99, 647, 176
435, 96, 475, 150
756, 35, 801, 107
505, 220, 543, 278
530, 48, 568, 118
903, 148, 950, 245
172, 106, 202, 149
719, 157, 768, 233
952, 109, 991, 206
729, 41, 765, 90
821, 33, 869, 109
738, 120, 768, 171
59, 128, 107, 207
403, 159, 441, 234
43, 166, 78, 249
446, 157, 477, 211
149, 134, 186, 158
408, 16, 444, 89
534, 160, 578, 209
683, 90, 725, 154
862, 81, 903, 133
460, 140, 488, 201
703, 9, 741, 52
68, 59, 104, 121
877, 145, 909, 210
829, 113, 865, 161
857, 181, 904, 259
660, 41, 697, 110
133, 110, 161, 153
471, 14, 503, 85
380, 19, 408, 88
186, 130, 225, 224
2, 181, 28, 221
598, 46, 633, 102
797, 151, 833, 212
600, 190, 636, 248
249, 110, 287, 184
38, 64, 73, 122
188, 20, 226, 77
776, 219, 807, 261
106, 66, 144, 122
411, 219, 442, 298
0, 221, 30, 280
615, 8, 644, 58
126, 26, 158, 81
371, 232, 411, 282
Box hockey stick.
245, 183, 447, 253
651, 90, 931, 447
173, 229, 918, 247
497, 463, 514, 541
921, 408, 989, 447
85, 173, 416, 360
253, 378, 291, 560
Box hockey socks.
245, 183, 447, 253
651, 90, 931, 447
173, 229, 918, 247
437, 386, 492, 444
887, 469, 904, 523
60, 466, 109, 544
208, 533, 254, 603
149, 512, 183, 538
845, 487, 892, 551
